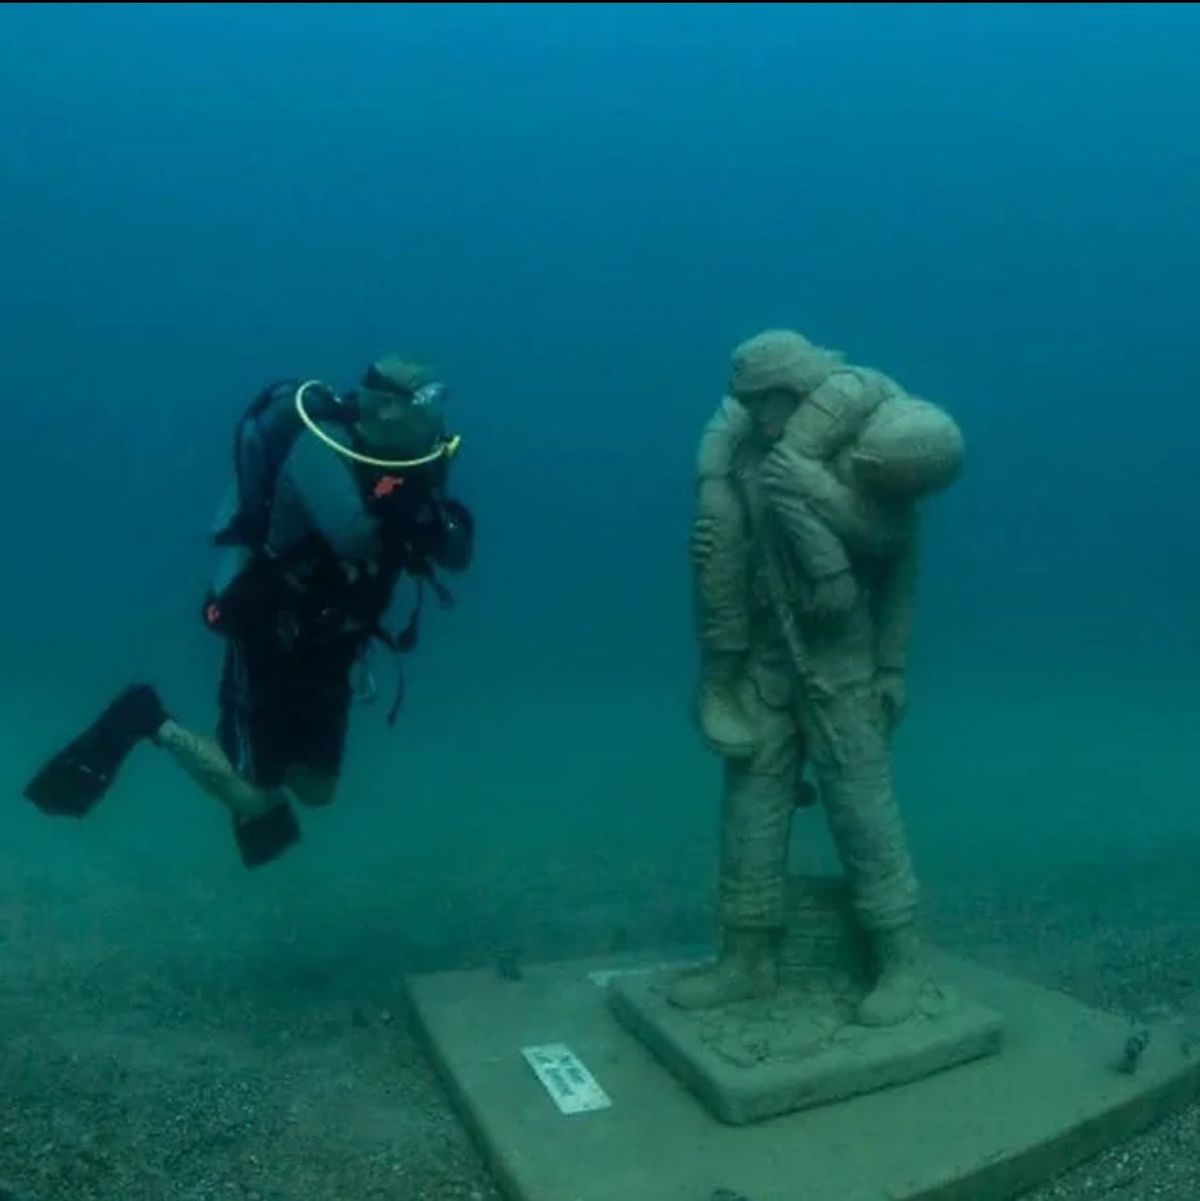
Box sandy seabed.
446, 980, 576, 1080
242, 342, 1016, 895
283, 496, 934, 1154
1, 829, 1197, 1201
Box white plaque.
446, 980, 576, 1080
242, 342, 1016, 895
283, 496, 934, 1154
521, 1043, 612, 1115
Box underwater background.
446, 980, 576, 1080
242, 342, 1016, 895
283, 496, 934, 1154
1, 4, 1198, 1199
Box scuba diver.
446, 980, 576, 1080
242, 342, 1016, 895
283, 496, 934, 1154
23, 355, 474, 868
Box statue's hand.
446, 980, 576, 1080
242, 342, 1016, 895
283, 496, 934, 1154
695, 650, 758, 760
877, 668, 907, 732
803, 570, 857, 624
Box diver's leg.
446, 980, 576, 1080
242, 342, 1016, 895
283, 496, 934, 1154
284, 765, 338, 808
281, 647, 353, 808
154, 721, 280, 819
157, 638, 300, 867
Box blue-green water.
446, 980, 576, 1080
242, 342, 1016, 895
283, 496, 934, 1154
1, 5, 1198, 1199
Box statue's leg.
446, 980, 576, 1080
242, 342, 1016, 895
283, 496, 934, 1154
801, 674, 923, 1026
669, 683, 798, 1009
691, 477, 757, 757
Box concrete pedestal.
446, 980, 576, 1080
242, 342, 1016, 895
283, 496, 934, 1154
408, 949, 1200, 1201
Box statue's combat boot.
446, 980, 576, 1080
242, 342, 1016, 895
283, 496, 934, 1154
667, 927, 779, 1009
857, 922, 925, 1026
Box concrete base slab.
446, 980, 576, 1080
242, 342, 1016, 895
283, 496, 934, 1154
608, 965, 1005, 1124
407, 950, 1200, 1201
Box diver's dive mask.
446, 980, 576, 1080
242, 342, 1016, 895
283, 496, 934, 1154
410, 380, 448, 412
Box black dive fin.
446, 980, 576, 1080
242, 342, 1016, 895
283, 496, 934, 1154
232, 802, 301, 869
23, 685, 168, 818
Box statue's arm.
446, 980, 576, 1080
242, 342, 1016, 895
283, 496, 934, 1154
876, 524, 920, 673
759, 370, 889, 580
760, 440, 852, 580
693, 397, 751, 652
696, 395, 749, 480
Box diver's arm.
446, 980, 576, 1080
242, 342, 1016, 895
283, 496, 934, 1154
406, 452, 474, 574
429, 497, 474, 573
283, 432, 381, 563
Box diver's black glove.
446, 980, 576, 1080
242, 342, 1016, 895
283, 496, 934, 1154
399, 496, 473, 572
436, 498, 474, 572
